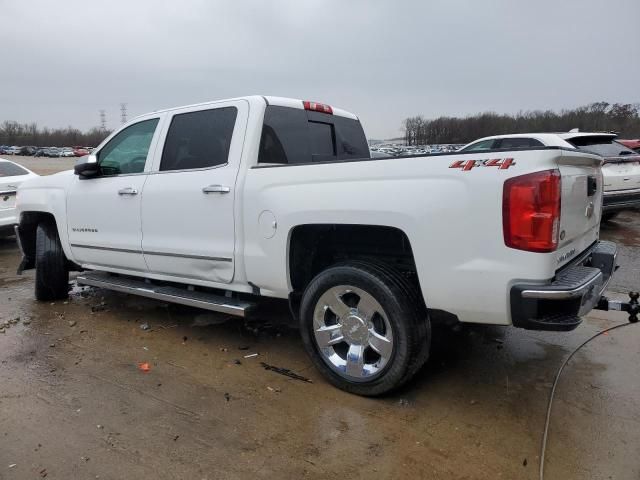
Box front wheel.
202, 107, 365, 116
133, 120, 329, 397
35, 221, 69, 301
299, 261, 430, 396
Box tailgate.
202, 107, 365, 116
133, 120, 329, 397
602, 155, 640, 191
556, 150, 602, 268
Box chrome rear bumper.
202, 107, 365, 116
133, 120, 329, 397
510, 241, 617, 331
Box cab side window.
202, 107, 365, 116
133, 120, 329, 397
98, 119, 159, 175
160, 107, 238, 171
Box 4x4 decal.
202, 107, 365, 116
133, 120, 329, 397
449, 158, 516, 171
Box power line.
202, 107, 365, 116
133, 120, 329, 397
120, 103, 128, 124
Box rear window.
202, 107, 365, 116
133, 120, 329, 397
459, 139, 495, 152
566, 136, 637, 157
460, 137, 544, 153
0, 162, 29, 177
495, 137, 544, 149
258, 106, 369, 164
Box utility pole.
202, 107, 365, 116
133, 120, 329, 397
120, 103, 128, 124
99, 110, 107, 131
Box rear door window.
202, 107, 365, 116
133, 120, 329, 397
258, 106, 369, 164
160, 107, 237, 171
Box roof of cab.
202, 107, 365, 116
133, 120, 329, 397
138, 95, 359, 121
263, 96, 359, 120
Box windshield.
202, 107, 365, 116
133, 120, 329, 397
0, 161, 29, 177
567, 136, 638, 157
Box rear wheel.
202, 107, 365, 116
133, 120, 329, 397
299, 261, 430, 396
35, 221, 69, 301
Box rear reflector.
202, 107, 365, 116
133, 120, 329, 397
303, 100, 333, 114
503, 169, 561, 253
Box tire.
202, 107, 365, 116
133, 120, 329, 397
602, 212, 619, 222
35, 221, 69, 301
299, 261, 431, 396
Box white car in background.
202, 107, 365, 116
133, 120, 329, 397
460, 132, 640, 220
60, 147, 76, 157
0, 159, 38, 236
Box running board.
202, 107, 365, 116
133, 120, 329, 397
76, 271, 255, 317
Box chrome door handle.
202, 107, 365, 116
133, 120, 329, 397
202, 185, 230, 194
118, 187, 138, 195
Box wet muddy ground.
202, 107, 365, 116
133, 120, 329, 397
1, 158, 639, 479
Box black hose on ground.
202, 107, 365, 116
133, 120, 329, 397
539, 321, 637, 480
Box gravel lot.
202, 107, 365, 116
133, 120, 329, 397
1, 156, 639, 479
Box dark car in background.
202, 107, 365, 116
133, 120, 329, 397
18, 146, 37, 156
46, 147, 61, 158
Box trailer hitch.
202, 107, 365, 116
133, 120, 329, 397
596, 291, 640, 323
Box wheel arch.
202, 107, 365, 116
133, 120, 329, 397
17, 211, 73, 272
287, 223, 421, 294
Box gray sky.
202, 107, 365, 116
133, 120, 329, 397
1, 0, 639, 139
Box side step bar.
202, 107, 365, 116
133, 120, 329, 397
76, 272, 255, 317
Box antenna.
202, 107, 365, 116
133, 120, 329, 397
99, 110, 107, 131
120, 103, 128, 124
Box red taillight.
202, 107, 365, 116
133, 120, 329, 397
503, 169, 561, 253
303, 100, 333, 114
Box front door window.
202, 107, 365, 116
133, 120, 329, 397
98, 119, 159, 175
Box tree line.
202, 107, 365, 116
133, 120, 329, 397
0, 121, 111, 147
402, 102, 640, 145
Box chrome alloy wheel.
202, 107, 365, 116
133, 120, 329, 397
312, 285, 394, 380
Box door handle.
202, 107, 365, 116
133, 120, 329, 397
118, 187, 138, 195
202, 185, 231, 194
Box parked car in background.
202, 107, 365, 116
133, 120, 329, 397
73, 146, 89, 157
619, 139, 640, 153
46, 147, 61, 158
0, 146, 10, 154
34, 148, 49, 157
60, 147, 75, 157
19, 146, 36, 156
0, 159, 38, 236
6, 146, 21, 155
460, 132, 640, 220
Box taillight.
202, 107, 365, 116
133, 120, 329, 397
503, 169, 561, 253
303, 100, 333, 114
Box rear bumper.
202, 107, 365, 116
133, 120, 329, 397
0, 204, 17, 235
510, 241, 617, 331
603, 188, 640, 212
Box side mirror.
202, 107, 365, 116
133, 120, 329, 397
74, 154, 100, 178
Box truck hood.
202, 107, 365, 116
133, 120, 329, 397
17, 169, 75, 191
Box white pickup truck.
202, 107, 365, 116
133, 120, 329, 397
15, 96, 618, 395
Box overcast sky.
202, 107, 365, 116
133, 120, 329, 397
1, 0, 639, 139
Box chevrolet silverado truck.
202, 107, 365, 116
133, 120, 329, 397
14, 96, 617, 395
